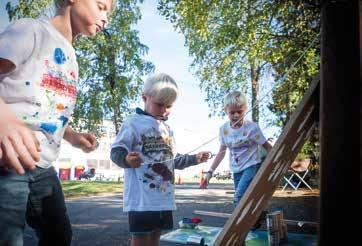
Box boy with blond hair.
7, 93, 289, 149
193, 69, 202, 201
111, 73, 210, 246
206, 91, 272, 206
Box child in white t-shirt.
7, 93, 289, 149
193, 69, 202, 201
0, 0, 113, 245
205, 91, 272, 205
111, 73, 210, 246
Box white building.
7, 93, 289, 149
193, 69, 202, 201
54, 120, 123, 181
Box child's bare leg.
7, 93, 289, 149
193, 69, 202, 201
130, 234, 152, 246
150, 229, 161, 246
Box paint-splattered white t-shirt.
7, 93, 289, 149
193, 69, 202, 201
219, 120, 267, 173
112, 113, 178, 212
0, 18, 78, 168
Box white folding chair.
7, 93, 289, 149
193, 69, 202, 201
282, 159, 313, 191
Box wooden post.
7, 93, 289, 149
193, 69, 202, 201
320, 1, 359, 245
360, 0, 362, 230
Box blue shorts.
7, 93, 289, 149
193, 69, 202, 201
128, 210, 173, 235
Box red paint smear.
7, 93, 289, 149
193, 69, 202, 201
41, 74, 77, 98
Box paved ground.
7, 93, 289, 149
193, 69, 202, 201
24, 184, 319, 246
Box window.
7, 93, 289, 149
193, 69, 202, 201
87, 159, 98, 169
99, 160, 110, 169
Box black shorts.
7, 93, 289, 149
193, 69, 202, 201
128, 210, 173, 235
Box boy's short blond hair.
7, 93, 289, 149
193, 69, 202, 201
54, 0, 115, 13
224, 91, 247, 109
143, 73, 179, 105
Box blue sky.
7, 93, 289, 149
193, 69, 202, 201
0, 0, 279, 174
0, 1, 10, 31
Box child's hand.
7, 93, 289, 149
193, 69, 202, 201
0, 119, 40, 175
125, 152, 142, 168
205, 171, 213, 185
69, 132, 98, 153
196, 151, 211, 163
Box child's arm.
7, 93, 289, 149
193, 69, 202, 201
110, 147, 131, 168
174, 153, 197, 170
0, 20, 45, 174
0, 97, 40, 174
63, 126, 98, 153
205, 145, 227, 183
125, 152, 142, 168
110, 121, 141, 169
262, 141, 273, 153
0, 58, 40, 173
110, 147, 142, 168
174, 151, 210, 170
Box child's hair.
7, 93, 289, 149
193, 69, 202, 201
143, 73, 179, 105
224, 91, 247, 109
40, 1, 115, 23
53, 0, 116, 13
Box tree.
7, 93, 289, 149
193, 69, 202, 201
266, 1, 320, 127
6, 0, 51, 19
72, 0, 154, 134
159, 0, 275, 122
263, 1, 320, 163
158, 0, 320, 126
6, 0, 154, 135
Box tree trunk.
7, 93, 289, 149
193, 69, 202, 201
110, 79, 122, 134
250, 64, 260, 123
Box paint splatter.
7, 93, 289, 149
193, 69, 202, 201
54, 48, 66, 64
40, 123, 57, 134
56, 103, 65, 110
25, 81, 30, 86
144, 173, 154, 180
41, 74, 77, 98
59, 116, 69, 127
70, 71, 76, 80
151, 163, 173, 182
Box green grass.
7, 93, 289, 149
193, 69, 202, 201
61, 181, 123, 198
61, 177, 233, 199
176, 176, 234, 184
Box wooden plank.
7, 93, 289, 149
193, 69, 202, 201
193, 210, 318, 228
213, 74, 320, 245
194, 210, 231, 218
